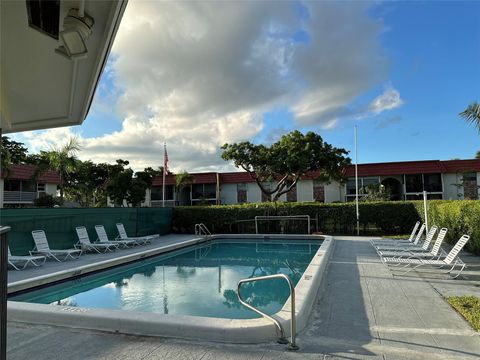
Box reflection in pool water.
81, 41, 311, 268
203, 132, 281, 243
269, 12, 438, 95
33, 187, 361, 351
10, 240, 321, 319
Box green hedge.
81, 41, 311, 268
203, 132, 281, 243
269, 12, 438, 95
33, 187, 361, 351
414, 200, 480, 255
173, 200, 480, 255
173, 202, 420, 235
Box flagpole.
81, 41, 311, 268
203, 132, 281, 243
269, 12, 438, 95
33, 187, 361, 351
162, 142, 166, 208
355, 125, 360, 236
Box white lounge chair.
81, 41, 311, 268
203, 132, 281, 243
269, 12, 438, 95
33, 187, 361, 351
373, 223, 426, 251
384, 234, 470, 279
371, 221, 421, 246
376, 225, 437, 254
8, 246, 46, 270
379, 227, 447, 259
116, 223, 157, 245
95, 225, 137, 248
75, 226, 118, 253
30, 230, 83, 262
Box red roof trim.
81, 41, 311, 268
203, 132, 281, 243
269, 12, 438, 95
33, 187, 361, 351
3, 164, 61, 184
152, 159, 480, 186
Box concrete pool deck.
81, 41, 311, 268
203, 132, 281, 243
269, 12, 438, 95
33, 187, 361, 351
6, 235, 480, 359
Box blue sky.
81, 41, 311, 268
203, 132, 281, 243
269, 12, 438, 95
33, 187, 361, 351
16, 1, 480, 171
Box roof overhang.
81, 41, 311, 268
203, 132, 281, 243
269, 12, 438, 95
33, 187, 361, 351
0, 0, 128, 134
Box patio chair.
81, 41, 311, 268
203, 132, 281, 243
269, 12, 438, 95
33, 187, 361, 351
8, 246, 46, 270
375, 225, 437, 253
115, 223, 157, 245
373, 223, 426, 251
379, 227, 447, 259
371, 221, 421, 246
75, 226, 118, 253
95, 225, 137, 248
30, 230, 83, 262
384, 234, 470, 279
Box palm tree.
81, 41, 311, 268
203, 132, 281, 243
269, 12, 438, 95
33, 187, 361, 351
175, 171, 194, 206
460, 102, 480, 132
46, 137, 81, 202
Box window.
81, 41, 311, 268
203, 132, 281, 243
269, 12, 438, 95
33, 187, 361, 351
151, 185, 174, 200
463, 172, 477, 181
313, 181, 325, 202
405, 174, 423, 193
345, 177, 380, 200
192, 184, 216, 199
462, 172, 478, 200
37, 183, 46, 191
4, 180, 20, 191
237, 183, 247, 203
21, 180, 36, 192
405, 173, 443, 196
423, 174, 442, 192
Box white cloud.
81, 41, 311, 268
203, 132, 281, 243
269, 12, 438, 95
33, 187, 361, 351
16, 1, 390, 172
369, 85, 404, 114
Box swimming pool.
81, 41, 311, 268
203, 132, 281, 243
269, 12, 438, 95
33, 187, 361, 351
10, 239, 321, 319
8, 234, 333, 343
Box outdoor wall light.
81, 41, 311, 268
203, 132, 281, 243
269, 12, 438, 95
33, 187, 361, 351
55, 7, 94, 60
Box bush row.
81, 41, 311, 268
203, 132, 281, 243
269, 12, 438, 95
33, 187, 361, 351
172, 200, 480, 255
414, 200, 480, 255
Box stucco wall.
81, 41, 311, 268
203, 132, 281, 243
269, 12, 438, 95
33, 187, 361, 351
443, 173, 462, 200
220, 183, 237, 204
297, 180, 314, 202
45, 183, 57, 196
247, 183, 262, 203
325, 181, 343, 203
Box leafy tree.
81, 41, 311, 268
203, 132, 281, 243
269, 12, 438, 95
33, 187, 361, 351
175, 170, 195, 205
127, 177, 149, 207
460, 102, 480, 132
43, 137, 81, 202
106, 160, 133, 207
221, 130, 350, 201
476, 150, 480, 159
135, 166, 163, 189
1, 136, 30, 178
0, 136, 29, 164
63, 160, 110, 207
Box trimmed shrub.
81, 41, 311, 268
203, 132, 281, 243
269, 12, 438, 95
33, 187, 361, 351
173, 200, 480, 255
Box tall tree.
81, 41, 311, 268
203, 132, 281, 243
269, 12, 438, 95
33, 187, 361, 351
0, 136, 30, 179
222, 130, 351, 201
460, 102, 480, 132
0, 136, 29, 164
63, 160, 110, 207
44, 137, 81, 202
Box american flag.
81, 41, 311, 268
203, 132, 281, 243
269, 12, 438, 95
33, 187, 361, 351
163, 143, 168, 175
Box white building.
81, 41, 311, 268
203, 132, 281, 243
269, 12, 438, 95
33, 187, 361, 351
0, 164, 59, 208
145, 158, 480, 206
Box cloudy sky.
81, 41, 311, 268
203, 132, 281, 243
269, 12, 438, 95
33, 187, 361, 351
13, 1, 480, 172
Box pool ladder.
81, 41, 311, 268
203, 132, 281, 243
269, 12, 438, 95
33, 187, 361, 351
237, 274, 298, 351
194, 223, 211, 237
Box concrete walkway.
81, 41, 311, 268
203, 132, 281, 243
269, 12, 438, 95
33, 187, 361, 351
7, 236, 480, 359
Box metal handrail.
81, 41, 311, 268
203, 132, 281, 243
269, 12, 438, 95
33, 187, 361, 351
237, 273, 299, 350
194, 223, 211, 236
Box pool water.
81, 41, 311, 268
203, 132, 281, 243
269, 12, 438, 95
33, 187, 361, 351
10, 239, 321, 319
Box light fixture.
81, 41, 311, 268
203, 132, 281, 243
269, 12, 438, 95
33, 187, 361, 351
55, 7, 94, 60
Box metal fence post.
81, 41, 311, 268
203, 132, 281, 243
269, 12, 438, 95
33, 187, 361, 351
0, 226, 11, 360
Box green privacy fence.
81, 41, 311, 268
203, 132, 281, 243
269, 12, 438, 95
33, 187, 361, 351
1, 207, 172, 255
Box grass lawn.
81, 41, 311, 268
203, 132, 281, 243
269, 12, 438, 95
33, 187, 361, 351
447, 296, 480, 331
